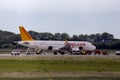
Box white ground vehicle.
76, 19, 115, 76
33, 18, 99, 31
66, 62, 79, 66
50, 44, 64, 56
11, 49, 20, 56
115, 51, 120, 55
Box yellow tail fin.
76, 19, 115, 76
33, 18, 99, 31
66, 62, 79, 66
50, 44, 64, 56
19, 26, 33, 41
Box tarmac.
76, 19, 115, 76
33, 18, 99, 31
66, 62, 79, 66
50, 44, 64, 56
0, 52, 119, 58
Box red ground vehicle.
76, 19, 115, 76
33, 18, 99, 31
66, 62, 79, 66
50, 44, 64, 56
94, 50, 101, 55
94, 50, 108, 55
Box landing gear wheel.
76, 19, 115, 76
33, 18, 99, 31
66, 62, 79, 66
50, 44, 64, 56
61, 52, 65, 55
54, 52, 57, 55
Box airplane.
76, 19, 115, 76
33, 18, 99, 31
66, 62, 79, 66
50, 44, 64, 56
18, 26, 96, 55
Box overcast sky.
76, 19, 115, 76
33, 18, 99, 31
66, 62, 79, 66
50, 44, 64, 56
0, 0, 120, 38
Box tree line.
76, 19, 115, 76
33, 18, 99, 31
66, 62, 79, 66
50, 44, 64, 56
0, 29, 120, 49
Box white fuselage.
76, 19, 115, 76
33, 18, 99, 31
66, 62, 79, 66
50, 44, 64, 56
18, 40, 96, 51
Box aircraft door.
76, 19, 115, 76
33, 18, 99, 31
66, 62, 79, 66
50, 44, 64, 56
48, 46, 53, 50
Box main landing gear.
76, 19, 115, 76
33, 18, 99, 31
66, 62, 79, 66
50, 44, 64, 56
54, 51, 65, 55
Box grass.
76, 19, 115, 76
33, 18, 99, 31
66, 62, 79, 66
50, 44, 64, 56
0, 56, 119, 73
0, 56, 119, 79
0, 49, 120, 79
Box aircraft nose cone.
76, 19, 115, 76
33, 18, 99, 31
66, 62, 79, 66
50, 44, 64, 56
92, 45, 96, 50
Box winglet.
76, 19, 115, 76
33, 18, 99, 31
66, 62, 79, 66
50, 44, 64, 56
19, 26, 33, 41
